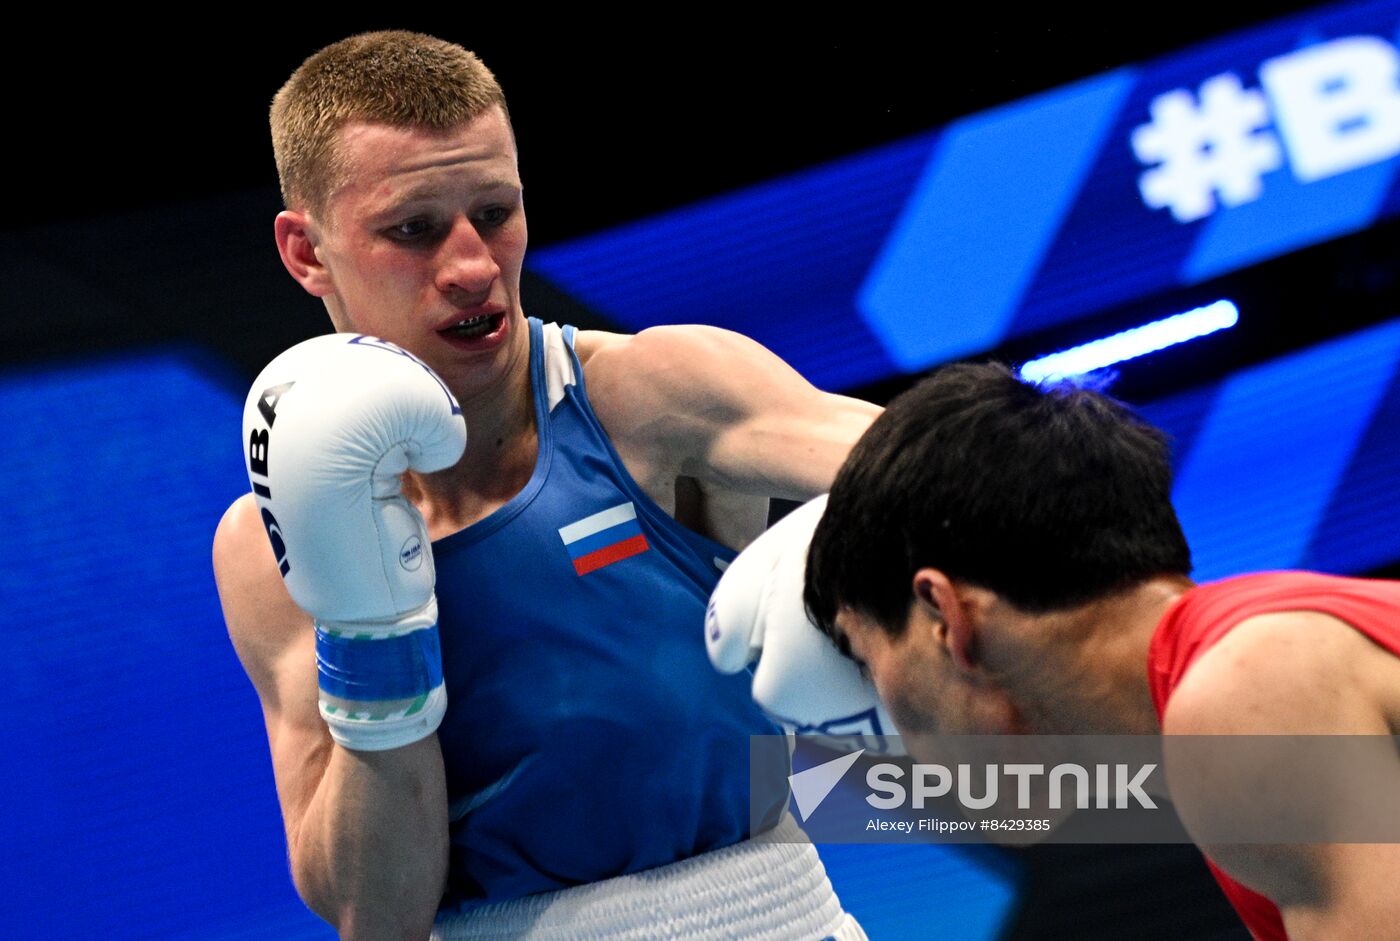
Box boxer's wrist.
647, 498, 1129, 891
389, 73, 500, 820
321, 685, 447, 751
315, 599, 448, 751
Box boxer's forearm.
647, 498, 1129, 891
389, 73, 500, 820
291, 736, 449, 941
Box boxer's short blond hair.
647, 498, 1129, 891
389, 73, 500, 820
271, 30, 510, 216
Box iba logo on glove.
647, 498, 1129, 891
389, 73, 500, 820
705, 599, 721, 643
248, 380, 296, 578
400, 536, 424, 571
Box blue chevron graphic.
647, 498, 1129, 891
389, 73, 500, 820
1308, 364, 1400, 573
528, 134, 934, 389
1142, 318, 1400, 581
855, 70, 1136, 370
1183, 153, 1400, 283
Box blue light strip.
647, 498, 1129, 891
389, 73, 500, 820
1019, 300, 1239, 382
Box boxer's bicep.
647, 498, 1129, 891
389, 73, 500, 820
589, 325, 879, 499
1276, 843, 1400, 940
214, 494, 333, 843
1162, 612, 1397, 919
695, 332, 879, 497
704, 386, 880, 499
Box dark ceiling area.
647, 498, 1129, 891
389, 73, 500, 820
5, 3, 1378, 390
9, 7, 1330, 242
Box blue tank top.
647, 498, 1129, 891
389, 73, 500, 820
432, 318, 784, 906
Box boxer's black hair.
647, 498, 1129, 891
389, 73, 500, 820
805, 363, 1191, 641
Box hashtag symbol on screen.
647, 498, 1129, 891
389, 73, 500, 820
1131, 72, 1283, 223
980, 819, 990, 831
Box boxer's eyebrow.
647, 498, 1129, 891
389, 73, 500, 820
470, 179, 524, 201
370, 179, 521, 218
368, 194, 424, 214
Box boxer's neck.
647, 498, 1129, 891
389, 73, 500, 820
1000, 578, 1190, 735
405, 329, 539, 535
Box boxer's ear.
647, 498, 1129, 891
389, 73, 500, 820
274, 210, 333, 298
911, 569, 992, 673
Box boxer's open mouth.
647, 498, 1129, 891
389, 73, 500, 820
440, 313, 504, 340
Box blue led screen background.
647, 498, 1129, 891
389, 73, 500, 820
3, 6, 1390, 939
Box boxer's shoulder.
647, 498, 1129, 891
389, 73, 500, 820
571, 327, 629, 367
1161, 610, 1400, 917
213, 494, 313, 689
570, 327, 769, 542
572, 325, 776, 451
1163, 611, 1391, 735
213, 493, 275, 591
575, 323, 766, 385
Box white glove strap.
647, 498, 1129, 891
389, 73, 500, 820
315, 599, 447, 751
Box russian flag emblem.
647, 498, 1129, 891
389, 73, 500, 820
558, 502, 651, 575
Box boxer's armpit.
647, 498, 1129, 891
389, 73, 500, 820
1274, 843, 1400, 940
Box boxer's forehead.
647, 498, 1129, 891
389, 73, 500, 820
833, 606, 884, 671
327, 108, 520, 223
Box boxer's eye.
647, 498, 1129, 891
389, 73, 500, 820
386, 218, 436, 242
476, 204, 514, 229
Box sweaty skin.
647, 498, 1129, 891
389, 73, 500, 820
214, 105, 879, 939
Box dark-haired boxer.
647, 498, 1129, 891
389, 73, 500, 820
774, 362, 1400, 941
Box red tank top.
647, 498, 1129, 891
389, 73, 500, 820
1148, 571, 1400, 941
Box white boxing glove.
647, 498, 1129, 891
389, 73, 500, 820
243, 334, 466, 751
706, 495, 899, 749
